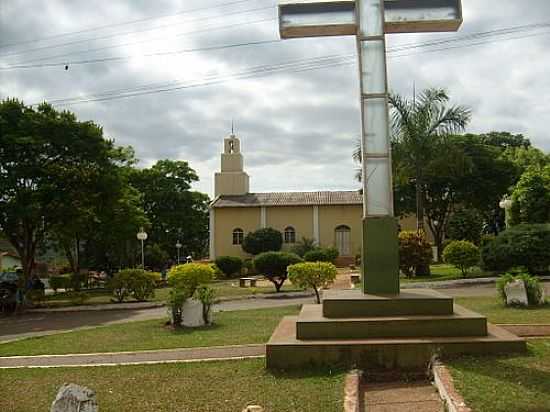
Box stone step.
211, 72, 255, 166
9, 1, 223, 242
266, 316, 526, 370
322, 289, 454, 318
296, 304, 488, 340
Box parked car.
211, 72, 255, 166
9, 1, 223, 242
0, 270, 19, 313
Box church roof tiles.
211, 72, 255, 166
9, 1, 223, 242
211, 191, 362, 208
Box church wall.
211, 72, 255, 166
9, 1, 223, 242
265, 206, 314, 250
214, 207, 261, 258
318, 205, 363, 256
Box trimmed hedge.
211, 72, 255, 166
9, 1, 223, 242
168, 263, 214, 296
254, 251, 303, 292
242, 228, 283, 255
443, 240, 480, 278
108, 269, 158, 302
215, 256, 243, 278
481, 224, 550, 275
288, 261, 337, 303
303, 247, 339, 263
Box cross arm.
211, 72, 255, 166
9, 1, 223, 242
279, 0, 463, 39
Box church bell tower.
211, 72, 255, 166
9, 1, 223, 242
214, 133, 250, 197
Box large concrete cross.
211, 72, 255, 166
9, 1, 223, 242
278, 0, 463, 295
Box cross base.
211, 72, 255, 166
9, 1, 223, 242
362, 216, 400, 295
265, 289, 526, 370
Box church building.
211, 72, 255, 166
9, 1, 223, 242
208, 133, 421, 264
209, 133, 364, 264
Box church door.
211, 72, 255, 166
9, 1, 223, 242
335, 225, 351, 256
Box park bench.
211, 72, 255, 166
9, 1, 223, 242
239, 277, 257, 288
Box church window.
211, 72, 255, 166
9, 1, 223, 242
284, 226, 296, 244
232, 228, 244, 245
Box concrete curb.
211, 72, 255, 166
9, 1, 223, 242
343, 369, 362, 412
27, 302, 165, 313
0, 343, 266, 368
405, 275, 550, 290
432, 362, 472, 412
27, 291, 315, 313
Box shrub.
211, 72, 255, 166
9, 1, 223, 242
208, 263, 223, 279
288, 261, 337, 303
49, 276, 69, 293
168, 263, 214, 296
480, 224, 550, 274
497, 272, 545, 306
446, 209, 484, 245
443, 240, 480, 278
68, 291, 90, 306
167, 287, 187, 326
304, 247, 339, 263
108, 269, 157, 302
242, 258, 256, 275
398, 231, 432, 278
242, 228, 283, 255
215, 256, 243, 278
107, 270, 134, 303
254, 251, 302, 292
290, 237, 317, 257
130, 270, 158, 301
195, 285, 216, 324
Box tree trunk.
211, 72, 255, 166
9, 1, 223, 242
313, 287, 321, 304
415, 170, 424, 232
414, 172, 431, 276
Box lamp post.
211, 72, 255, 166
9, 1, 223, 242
176, 241, 182, 264
499, 197, 513, 229
137, 227, 148, 268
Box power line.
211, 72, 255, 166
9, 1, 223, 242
0, 0, 271, 50
1, 5, 275, 61
5, 21, 548, 71
28, 22, 550, 106
36, 54, 355, 106
0, 38, 280, 71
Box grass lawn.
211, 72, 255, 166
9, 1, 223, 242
401, 264, 492, 283
448, 340, 550, 412
0, 306, 300, 356
0, 358, 344, 412
41, 280, 302, 308
456, 296, 550, 324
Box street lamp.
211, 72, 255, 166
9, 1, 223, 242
175, 241, 182, 264
137, 227, 148, 268
499, 197, 513, 229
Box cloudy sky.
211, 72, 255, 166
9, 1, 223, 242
1, 0, 549, 198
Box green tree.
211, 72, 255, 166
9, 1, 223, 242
446, 209, 484, 245
288, 261, 337, 304
0, 99, 142, 283
389, 88, 471, 232
510, 166, 550, 225
130, 160, 210, 260
242, 228, 283, 255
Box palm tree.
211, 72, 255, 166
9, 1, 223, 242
389, 88, 471, 231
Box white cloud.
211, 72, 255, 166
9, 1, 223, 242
1, 0, 549, 200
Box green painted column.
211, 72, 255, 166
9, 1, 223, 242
362, 216, 400, 295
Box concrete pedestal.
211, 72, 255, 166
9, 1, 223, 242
266, 289, 526, 370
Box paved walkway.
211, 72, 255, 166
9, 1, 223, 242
363, 381, 443, 412
2, 282, 549, 343
0, 344, 265, 368
0, 295, 314, 343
